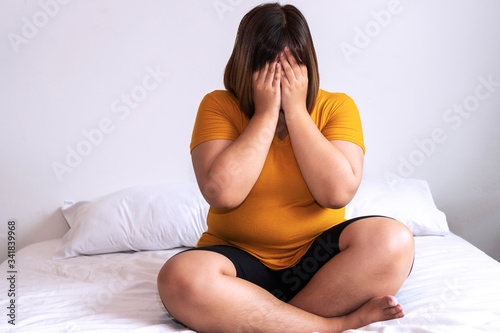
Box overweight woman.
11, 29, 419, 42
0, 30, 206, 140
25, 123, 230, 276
158, 3, 414, 332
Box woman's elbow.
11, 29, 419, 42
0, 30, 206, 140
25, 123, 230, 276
317, 197, 350, 210
206, 197, 242, 210
315, 187, 357, 210
199, 181, 244, 210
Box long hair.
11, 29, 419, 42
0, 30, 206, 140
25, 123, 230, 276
224, 3, 320, 118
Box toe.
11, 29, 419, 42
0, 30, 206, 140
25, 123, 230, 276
385, 304, 405, 318
385, 295, 398, 307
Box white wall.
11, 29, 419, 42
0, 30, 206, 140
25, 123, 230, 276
1, 0, 499, 263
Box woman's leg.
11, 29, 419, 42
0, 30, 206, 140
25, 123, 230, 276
157, 246, 406, 333
288, 216, 415, 321
158, 250, 331, 332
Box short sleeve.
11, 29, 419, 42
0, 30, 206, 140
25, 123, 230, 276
190, 91, 244, 152
319, 92, 365, 153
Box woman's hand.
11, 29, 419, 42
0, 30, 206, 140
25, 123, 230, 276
280, 46, 308, 116
252, 60, 282, 118
192, 61, 283, 210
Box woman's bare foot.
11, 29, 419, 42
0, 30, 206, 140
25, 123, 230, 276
337, 295, 405, 331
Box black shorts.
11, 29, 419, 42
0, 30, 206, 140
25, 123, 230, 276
184, 215, 384, 302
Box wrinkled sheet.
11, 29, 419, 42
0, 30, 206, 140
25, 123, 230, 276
1, 234, 499, 332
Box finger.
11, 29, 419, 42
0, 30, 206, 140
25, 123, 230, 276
284, 46, 299, 69
278, 51, 288, 74
252, 68, 260, 82
273, 61, 281, 87
254, 62, 269, 84
284, 46, 307, 82
261, 62, 270, 81
265, 60, 277, 85
279, 51, 292, 83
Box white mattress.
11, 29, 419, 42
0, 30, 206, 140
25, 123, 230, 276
1, 233, 500, 332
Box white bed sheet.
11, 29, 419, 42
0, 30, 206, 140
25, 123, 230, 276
1, 233, 500, 332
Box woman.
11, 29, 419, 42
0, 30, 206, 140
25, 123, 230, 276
158, 3, 414, 332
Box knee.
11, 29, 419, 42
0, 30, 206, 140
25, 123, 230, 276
346, 217, 414, 255
347, 217, 414, 268
157, 256, 185, 306
157, 254, 204, 311
157, 251, 234, 313
372, 218, 415, 272
387, 219, 414, 258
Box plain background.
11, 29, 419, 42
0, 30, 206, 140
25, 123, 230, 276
1, 0, 499, 263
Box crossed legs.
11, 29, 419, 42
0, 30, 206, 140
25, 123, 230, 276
157, 217, 415, 333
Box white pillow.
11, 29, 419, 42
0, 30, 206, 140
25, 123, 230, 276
54, 178, 447, 259
345, 178, 449, 236
53, 183, 209, 259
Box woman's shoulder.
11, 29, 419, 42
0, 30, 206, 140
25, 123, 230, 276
199, 90, 246, 122
317, 89, 355, 105
202, 90, 239, 106
315, 89, 358, 116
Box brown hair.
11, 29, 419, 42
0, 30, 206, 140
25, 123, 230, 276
224, 3, 320, 118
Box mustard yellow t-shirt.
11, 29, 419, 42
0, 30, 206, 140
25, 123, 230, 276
190, 89, 365, 270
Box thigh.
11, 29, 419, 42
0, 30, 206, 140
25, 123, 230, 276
158, 247, 238, 289
157, 247, 238, 316
181, 245, 285, 298
272, 215, 388, 302
338, 215, 413, 254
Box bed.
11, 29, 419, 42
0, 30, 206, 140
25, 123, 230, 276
1, 178, 500, 332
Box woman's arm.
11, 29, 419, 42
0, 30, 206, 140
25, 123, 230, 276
192, 61, 282, 209
280, 47, 364, 208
